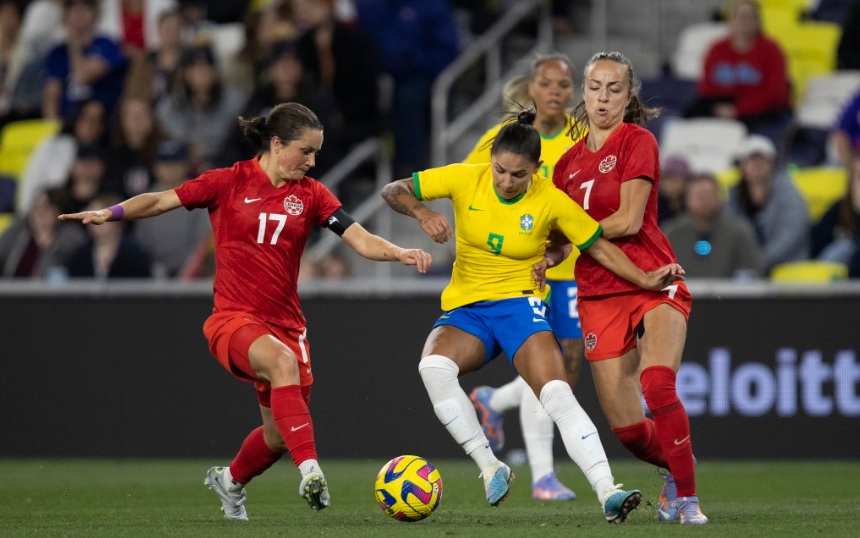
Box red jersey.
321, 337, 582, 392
175, 158, 342, 329
553, 123, 678, 297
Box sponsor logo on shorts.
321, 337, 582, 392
585, 331, 598, 351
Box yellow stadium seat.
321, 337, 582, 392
0, 212, 13, 235
778, 22, 843, 102
0, 119, 62, 178
791, 166, 848, 223
771, 260, 848, 282
758, 0, 811, 18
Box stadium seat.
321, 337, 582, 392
758, 0, 811, 19
795, 70, 860, 129
778, 22, 843, 103
770, 260, 848, 282
0, 118, 61, 179
670, 22, 729, 81
791, 166, 848, 222
660, 118, 747, 175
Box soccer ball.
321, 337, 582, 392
374, 455, 443, 522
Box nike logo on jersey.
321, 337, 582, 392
532, 317, 544, 323
244, 197, 261, 203
291, 423, 310, 432
468, 205, 484, 211
674, 435, 690, 446
581, 431, 597, 440
569, 170, 581, 179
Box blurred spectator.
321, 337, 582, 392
355, 0, 459, 176
836, 0, 860, 70
686, 0, 791, 145
155, 43, 245, 175
663, 172, 763, 279
810, 153, 860, 265
42, 0, 127, 120
133, 139, 211, 277
97, 0, 179, 58
297, 251, 321, 281
215, 39, 335, 169
222, 3, 296, 95
61, 142, 110, 213
0, 0, 29, 120
105, 95, 164, 198
829, 89, 860, 168
65, 192, 153, 277
177, 0, 251, 25
0, 186, 87, 278
725, 134, 810, 273
17, 98, 107, 214
292, 0, 381, 146
123, 7, 184, 104
657, 154, 692, 226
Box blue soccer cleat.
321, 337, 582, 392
657, 467, 678, 521
469, 386, 505, 452
677, 496, 709, 524
604, 487, 642, 524
482, 463, 514, 506
532, 472, 576, 501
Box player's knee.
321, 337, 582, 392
418, 354, 459, 379
257, 345, 300, 385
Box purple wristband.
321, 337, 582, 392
107, 204, 124, 221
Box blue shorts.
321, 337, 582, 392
433, 297, 553, 365
546, 279, 582, 339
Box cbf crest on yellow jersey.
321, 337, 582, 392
413, 163, 601, 312
463, 115, 584, 281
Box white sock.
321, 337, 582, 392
224, 466, 244, 493
520, 387, 554, 485
298, 459, 323, 478
539, 379, 615, 506
419, 354, 500, 474
489, 376, 527, 413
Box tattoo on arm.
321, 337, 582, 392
382, 181, 425, 218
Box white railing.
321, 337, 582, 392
430, 0, 553, 167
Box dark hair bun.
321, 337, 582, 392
517, 108, 537, 126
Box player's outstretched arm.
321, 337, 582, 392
381, 178, 452, 244
340, 222, 432, 274
58, 190, 184, 224
585, 236, 685, 291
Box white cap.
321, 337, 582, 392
736, 134, 777, 161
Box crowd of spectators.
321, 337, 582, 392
0, 0, 466, 281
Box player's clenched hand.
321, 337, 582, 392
643, 263, 685, 290
416, 211, 453, 244
398, 248, 432, 274
57, 209, 110, 225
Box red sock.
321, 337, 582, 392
641, 365, 696, 497
271, 385, 317, 467
612, 418, 668, 468
229, 426, 282, 484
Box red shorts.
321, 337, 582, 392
578, 282, 692, 361
203, 311, 313, 407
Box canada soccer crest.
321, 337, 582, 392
599, 155, 617, 173
283, 195, 304, 216
584, 331, 598, 351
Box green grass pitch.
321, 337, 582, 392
1, 458, 857, 537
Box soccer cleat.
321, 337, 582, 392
603, 486, 642, 524
531, 472, 576, 501
677, 496, 709, 524
299, 472, 331, 511
657, 467, 678, 521
204, 466, 248, 521
481, 463, 514, 506
469, 386, 505, 452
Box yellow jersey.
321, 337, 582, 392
413, 163, 600, 312
462, 116, 583, 280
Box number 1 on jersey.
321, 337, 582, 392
257, 213, 287, 244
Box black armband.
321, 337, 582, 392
325, 208, 356, 236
